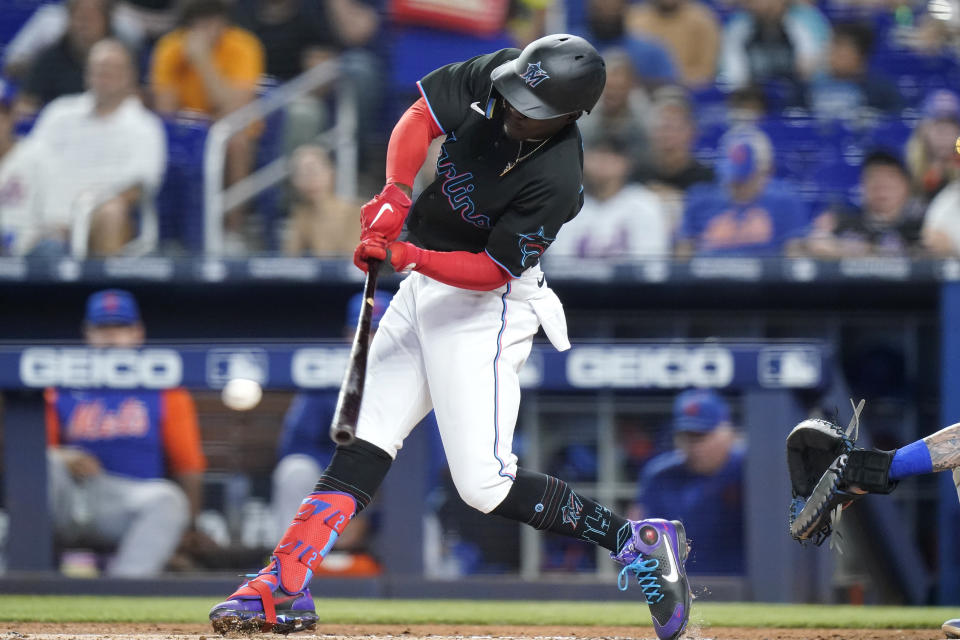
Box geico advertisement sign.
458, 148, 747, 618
567, 346, 734, 388
20, 348, 183, 388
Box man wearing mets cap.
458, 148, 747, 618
83, 288, 144, 343
634, 389, 746, 574
676, 126, 809, 258
45, 289, 207, 576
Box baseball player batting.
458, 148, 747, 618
210, 34, 691, 640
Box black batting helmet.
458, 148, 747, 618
490, 34, 606, 120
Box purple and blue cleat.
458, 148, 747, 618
209, 558, 318, 635
944, 619, 960, 638
612, 518, 692, 640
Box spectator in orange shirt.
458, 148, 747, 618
150, 0, 265, 240
46, 289, 207, 576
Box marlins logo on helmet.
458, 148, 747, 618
521, 61, 550, 87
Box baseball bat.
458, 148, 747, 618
329, 259, 381, 445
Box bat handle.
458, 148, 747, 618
364, 259, 382, 292
332, 427, 356, 445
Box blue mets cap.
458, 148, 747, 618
85, 289, 141, 326
719, 141, 757, 183
673, 389, 731, 433
346, 291, 391, 329
718, 126, 772, 184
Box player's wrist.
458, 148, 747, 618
387, 182, 413, 199
388, 241, 422, 273
379, 182, 412, 206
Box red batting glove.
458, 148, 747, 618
360, 183, 412, 242
353, 233, 388, 272
387, 241, 422, 274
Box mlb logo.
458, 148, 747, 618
521, 61, 550, 87
758, 347, 822, 388
207, 348, 269, 387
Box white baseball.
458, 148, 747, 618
221, 378, 263, 411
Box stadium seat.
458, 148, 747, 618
252, 76, 287, 253
760, 114, 841, 182
158, 115, 210, 253
0, 1, 42, 59
385, 24, 514, 122
859, 116, 914, 154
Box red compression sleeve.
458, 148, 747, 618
386, 97, 443, 188
406, 245, 511, 291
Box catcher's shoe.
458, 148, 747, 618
209, 557, 318, 635
943, 619, 960, 638
612, 518, 692, 640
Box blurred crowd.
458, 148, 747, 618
0, 0, 959, 259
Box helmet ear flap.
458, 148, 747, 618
484, 86, 505, 120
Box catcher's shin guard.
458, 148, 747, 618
210, 491, 357, 634
612, 519, 692, 640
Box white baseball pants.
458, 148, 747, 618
355, 265, 568, 514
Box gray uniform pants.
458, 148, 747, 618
47, 452, 189, 576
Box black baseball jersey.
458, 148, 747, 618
406, 49, 585, 277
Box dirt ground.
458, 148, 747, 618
0, 622, 951, 640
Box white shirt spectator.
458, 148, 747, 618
0, 92, 165, 255
549, 184, 670, 258
922, 180, 960, 254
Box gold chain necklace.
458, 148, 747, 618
500, 137, 552, 177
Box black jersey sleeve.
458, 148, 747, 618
417, 48, 520, 134
484, 170, 584, 277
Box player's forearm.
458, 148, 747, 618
386, 98, 443, 189
391, 242, 510, 290
923, 423, 960, 472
